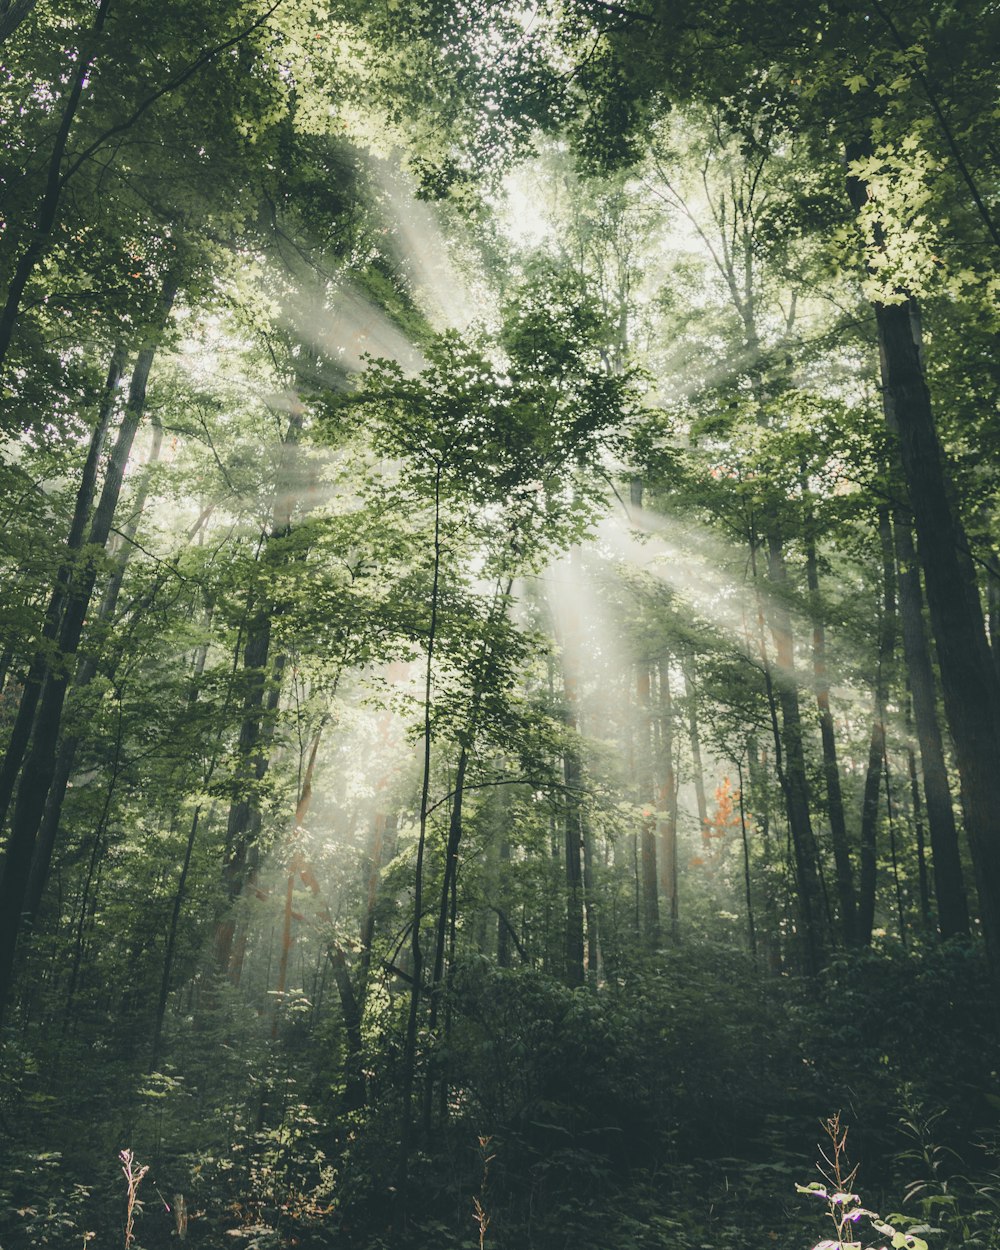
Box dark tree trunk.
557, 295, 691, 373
563, 734, 586, 987
0, 282, 174, 1029
858, 506, 896, 946
215, 413, 303, 977
0, 347, 124, 829
764, 532, 825, 975
0, 0, 39, 45
0, 0, 112, 380
636, 664, 659, 947
892, 508, 969, 938
846, 158, 999, 971
657, 655, 679, 940
805, 525, 856, 945
24, 418, 165, 926
684, 667, 709, 834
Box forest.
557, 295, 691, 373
0, 0, 999, 1246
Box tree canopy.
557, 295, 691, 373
1, 1, 999, 1247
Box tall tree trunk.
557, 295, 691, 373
805, 522, 856, 945
398, 465, 442, 1195
0, 347, 125, 829
906, 741, 933, 931
215, 413, 303, 977
762, 531, 825, 975
24, 418, 166, 927
857, 506, 897, 945
0, 281, 174, 1029
636, 663, 660, 947
151, 800, 212, 1069
683, 667, 709, 834
893, 506, 969, 938
563, 738, 586, 987
846, 159, 1000, 974
657, 655, 679, 941
561, 610, 586, 988
736, 758, 758, 962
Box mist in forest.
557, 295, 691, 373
0, 2, 997, 1248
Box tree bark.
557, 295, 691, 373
684, 667, 709, 834
857, 506, 896, 946
657, 655, 679, 940
846, 157, 999, 971
0, 0, 39, 45
0, 0, 112, 380
893, 506, 969, 938
0, 346, 125, 829
0, 280, 174, 1029
24, 418, 166, 926
636, 663, 660, 947
805, 523, 856, 945
215, 412, 303, 977
763, 532, 825, 975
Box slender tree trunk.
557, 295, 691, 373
657, 655, 679, 940
736, 758, 757, 962
761, 531, 825, 974
805, 523, 856, 945
684, 667, 709, 834
907, 742, 933, 931
24, 418, 166, 926
0, 282, 174, 1029
858, 507, 896, 945
497, 833, 511, 968
636, 664, 659, 947
215, 413, 303, 977
562, 649, 586, 987
0, 0, 112, 379
151, 801, 213, 1068
0, 347, 124, 829
398, 465, 442, 1194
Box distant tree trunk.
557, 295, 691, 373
398, 465, 442, 1193
657, 656, 679, 940
683, 667, 709, 834
636, 663, 659, 947
906, 741, 933, 931
858, 506, 896, 946
893, 507, 969, 938
497, 833, 511, 968
805, 522, 856, 945
555, 555, 587, 988
563, 736, 586, 987
151, 800, 213, 1069
736, 758, 757, 962
359, 807, 389, 989
762, 531, 825, 975
215, 412, 303, 978
0, 280, 175, 1030
749, 739, 783, 972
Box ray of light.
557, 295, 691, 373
368, 157, 483, 334
281, 277, 427, 378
